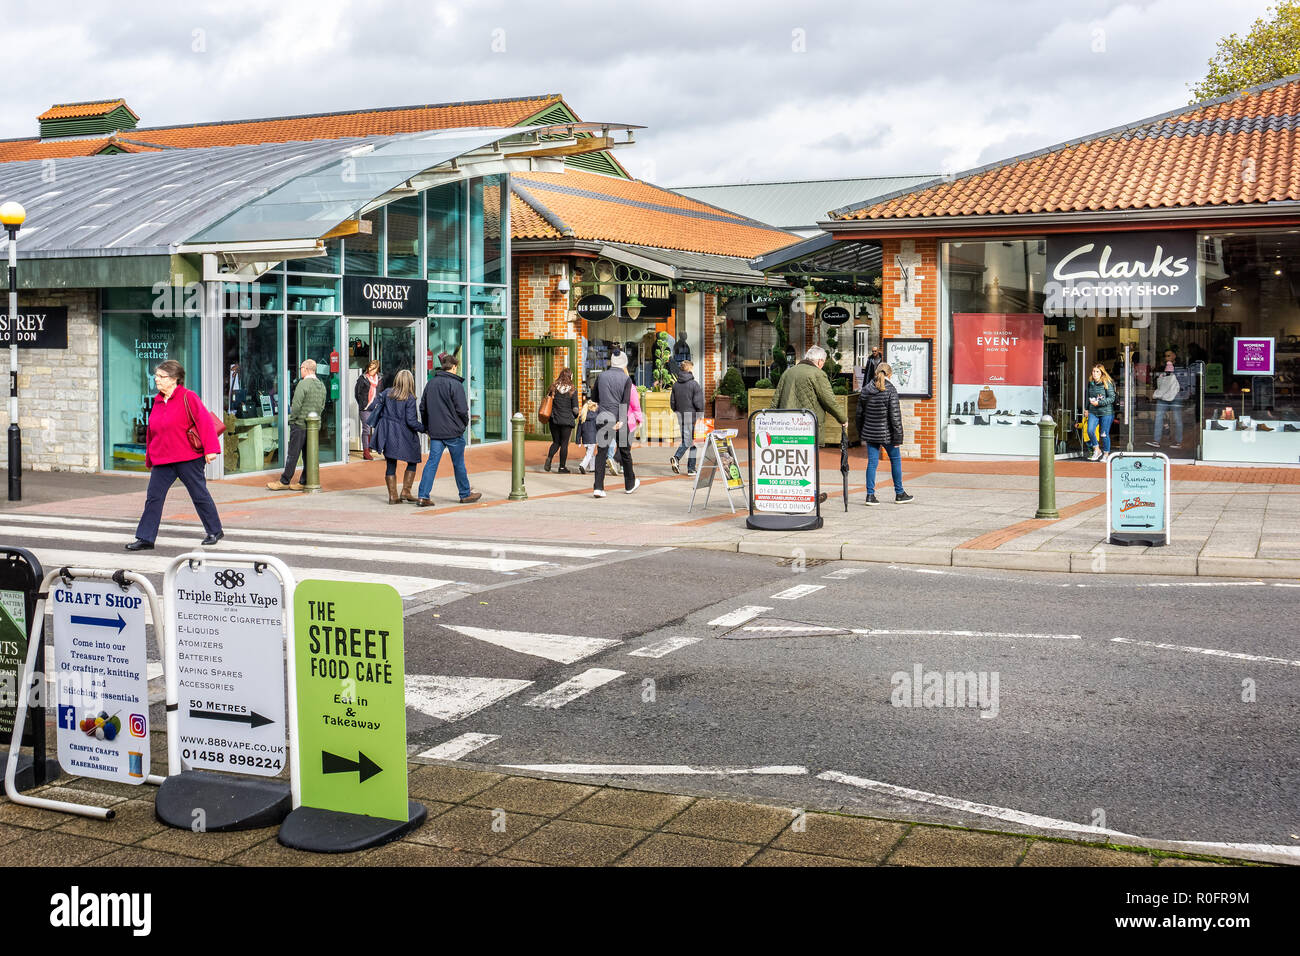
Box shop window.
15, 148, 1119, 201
101, 309, 201, 472
222, 313, 282, 475
344, 210, 383, 276
286, 275, 339, 313
469, 175, 504, 285
287, 317, 341, 465
285, 240, 341, 275
426, 182, 464, 283
386, 195, 422, 278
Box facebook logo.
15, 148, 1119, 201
57, 705, 76, 732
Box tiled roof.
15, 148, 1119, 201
37, 99, 137, 121
834, 74, 1300, 221
0, 95, 562, 163
510, 169, 798, 257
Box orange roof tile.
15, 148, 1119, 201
835, 74, 1300, 221
511, 169, 797, 257
37, 99, 137, 121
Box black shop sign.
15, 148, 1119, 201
575, 294, 615, 320
0, 307, 67, 349
1045, 231, 1199, 312
343, 276, 427, 319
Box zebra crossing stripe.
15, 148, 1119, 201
502, 764, 808, 775
525, 669, 625, 709
417, 733, 501, 761
405, 675, 533, 721
628, 637, 701, 658
707, 606, 771, 627
770, 584, 825, 600
442, 625, 620, 663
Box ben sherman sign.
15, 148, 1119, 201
1045, 231, 1198, 315
343, 276, 427, 318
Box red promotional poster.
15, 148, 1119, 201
952, 314, 1044, 387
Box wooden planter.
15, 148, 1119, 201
640, 388, 678, 442
748, 389, 858, 445
713, 394, 741, 420
746, 388, 776, 416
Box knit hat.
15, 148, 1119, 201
610, 351, 628, 370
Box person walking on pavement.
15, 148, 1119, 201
126, 360, 224, 550
576, 398, 600, 475
1086, 363, 1117, 461
864, 346, 884, 385
592, 350, 639, 498
1149, 348, 1185, 449
267, 358, 326, 491
774, 345, 846, 504
855, 361, 914, 505
543, 367, 580, 473
353, 359, 381, 461
369, 368, 423, 505
415, 352, 482, 507
669, 359, 705, 475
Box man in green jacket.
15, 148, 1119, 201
267, 358, 328, 491
772, 346, 845, 504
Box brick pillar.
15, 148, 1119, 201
703, 294, 720, 403
880, 237, 939, 460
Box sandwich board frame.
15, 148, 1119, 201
688, 429, 745, 514
1106, 452, 1171, 547
747, 408, 823, 531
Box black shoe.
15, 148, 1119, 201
544, 460, 552, 472
865, 494, 880, 506
950, 417, 966, 424
996, 419, 1013, 425
577, 464, 587, 474
1285, 424, 1300, 432
1020, 419, 1036, 426
973, 417, 989, 426
125, 539, 154, 551
894, 493, 914, 504
1210, 421, 1228, 430
201, 532, 224, 546
557, 466, 570, 473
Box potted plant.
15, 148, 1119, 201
819, 324, 859, 446
715, 366, 747, 419
747, 377, 776, 416
642, 331, 678, 442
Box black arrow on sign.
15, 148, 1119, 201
322, 750, 382, 783
188, 708, 275, 729
1120, 523, 1155, 528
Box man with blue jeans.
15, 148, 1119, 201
416, 352, 482, 507
1148, 349, 1184, 449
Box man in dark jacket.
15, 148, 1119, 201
415, 353, 481, 507
592, 350, 638, 496
669, 361, 705, 475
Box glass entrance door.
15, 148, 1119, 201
288, 316, 341, 465
373, 322, 418, 389
347, 319, 422, 455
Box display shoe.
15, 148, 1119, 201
1257, 423, 1274, 432
1020, 409, 1037, 416
996, 419, 1013, 425
1020, 419, 1037, 426
973, 416, 989, 426
949, 417, 966, 424
1284, 424, 1300, 432
124, 539, 154, 551
385, 475, 400, 504
1210, 421, 1228, 430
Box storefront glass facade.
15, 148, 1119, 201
939, 229, 1300, 464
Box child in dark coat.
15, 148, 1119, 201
576, 400, 600, 474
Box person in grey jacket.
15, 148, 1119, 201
855, 362, 914, 505
669, 360, 705, 475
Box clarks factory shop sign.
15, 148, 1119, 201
1045, 231, 1199, 312
0, 307, 68, 349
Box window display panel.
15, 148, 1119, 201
386, 196, 422, 278
222, 313, 282, 474
469, 175, 504, 285
287, 317, 341, 464
102, 310, 200, 472
426, 182, 464, 283
344, 210, 383, 275
286, 275, 339, 313
284, 240, 340, 274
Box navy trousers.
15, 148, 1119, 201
135, 457, 223, 544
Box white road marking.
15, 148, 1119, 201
1144, 581, 1265, 588
525, 668, 625, 709
1111, 637, 1300, 668
404, 675, 533, 721
628, 637, 701, 658
1153, 841, 1300, 864
442, 625, 620, 663
823, 568, 869, 580
0, 513, 617, 558
742, 625, 845, 634
502, 764, 808, 776
417, 733, 501, 761
4, 524, 544, 572
1274, 583, 1300, 588
854, 628, 1080, 640
887, 565, 952, 575
816, 771, 1136, 838
707, 606, 772, 627
24, 548, 453, 598
770, 584, 826, 600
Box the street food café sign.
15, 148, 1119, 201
343, 276, 427, 319
1045, 231, 1198, 314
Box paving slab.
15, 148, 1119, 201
405, 805, 547, 855
771, 814, 909, 862
663, 798, 794, 845
1020, 841, 1152, 866
502, 820, 646, 866
139, 825, 278, 862
0, 830, 120, 866
749, 848, 875, 867
467, 777, 597, 816
56, 797, 168, 845
616, 832, 759, 866
407, 764, 506, 803
562, 789, 694, 829
886, 827, 1028, 867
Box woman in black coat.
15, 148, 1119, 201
368, 368, 423, 504
854, 362, 914, 506
544, 367, 580, 473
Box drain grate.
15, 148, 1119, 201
719, 617, 853, 640
774, 557, 831, 568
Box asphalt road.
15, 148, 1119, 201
7, 511, 1296, 849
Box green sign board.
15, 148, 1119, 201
1205, 362, 1224, 393
294, 580, 408, 822
0, 590, 27, 737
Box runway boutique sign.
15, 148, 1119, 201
1045, 231, 1198, 313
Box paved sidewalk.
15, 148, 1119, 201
5, 441, 1297, 580
0, 761, 1258, 867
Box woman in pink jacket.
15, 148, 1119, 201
126, 360, 224, 551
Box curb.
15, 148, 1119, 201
675, 540, 1300, 580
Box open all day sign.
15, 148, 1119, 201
751, 410, 818, 514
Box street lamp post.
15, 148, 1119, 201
1, 201, 26, 501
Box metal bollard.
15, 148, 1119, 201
508, 411, 528, 501
1036, 416, 1058, 519
303, 412, 321, 494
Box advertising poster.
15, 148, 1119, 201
948, 314, 1044, 455
0, 591, 26, 737
1233, 337, 1274, 376
715, 435, 744, 489
751, 410, 818, 514
1109, 455, 1169, 544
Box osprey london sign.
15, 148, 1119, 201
0, 306, 68, 349
294, 580, 408, 821
1046, 231, 1198, 312
51, 579, 151, 784
751, 410, 818, 514
173, 564, 286, 776
343, 276, 427, 319
1107, 453, 1170, 547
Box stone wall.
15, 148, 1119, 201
0, 289, 99, 472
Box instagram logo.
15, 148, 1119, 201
128, 714, 146, 738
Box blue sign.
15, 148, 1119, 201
1108, 454, 1169, 544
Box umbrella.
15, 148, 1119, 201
840, 430, 850, 512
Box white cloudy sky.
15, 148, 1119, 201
0, 0, 1275, 186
